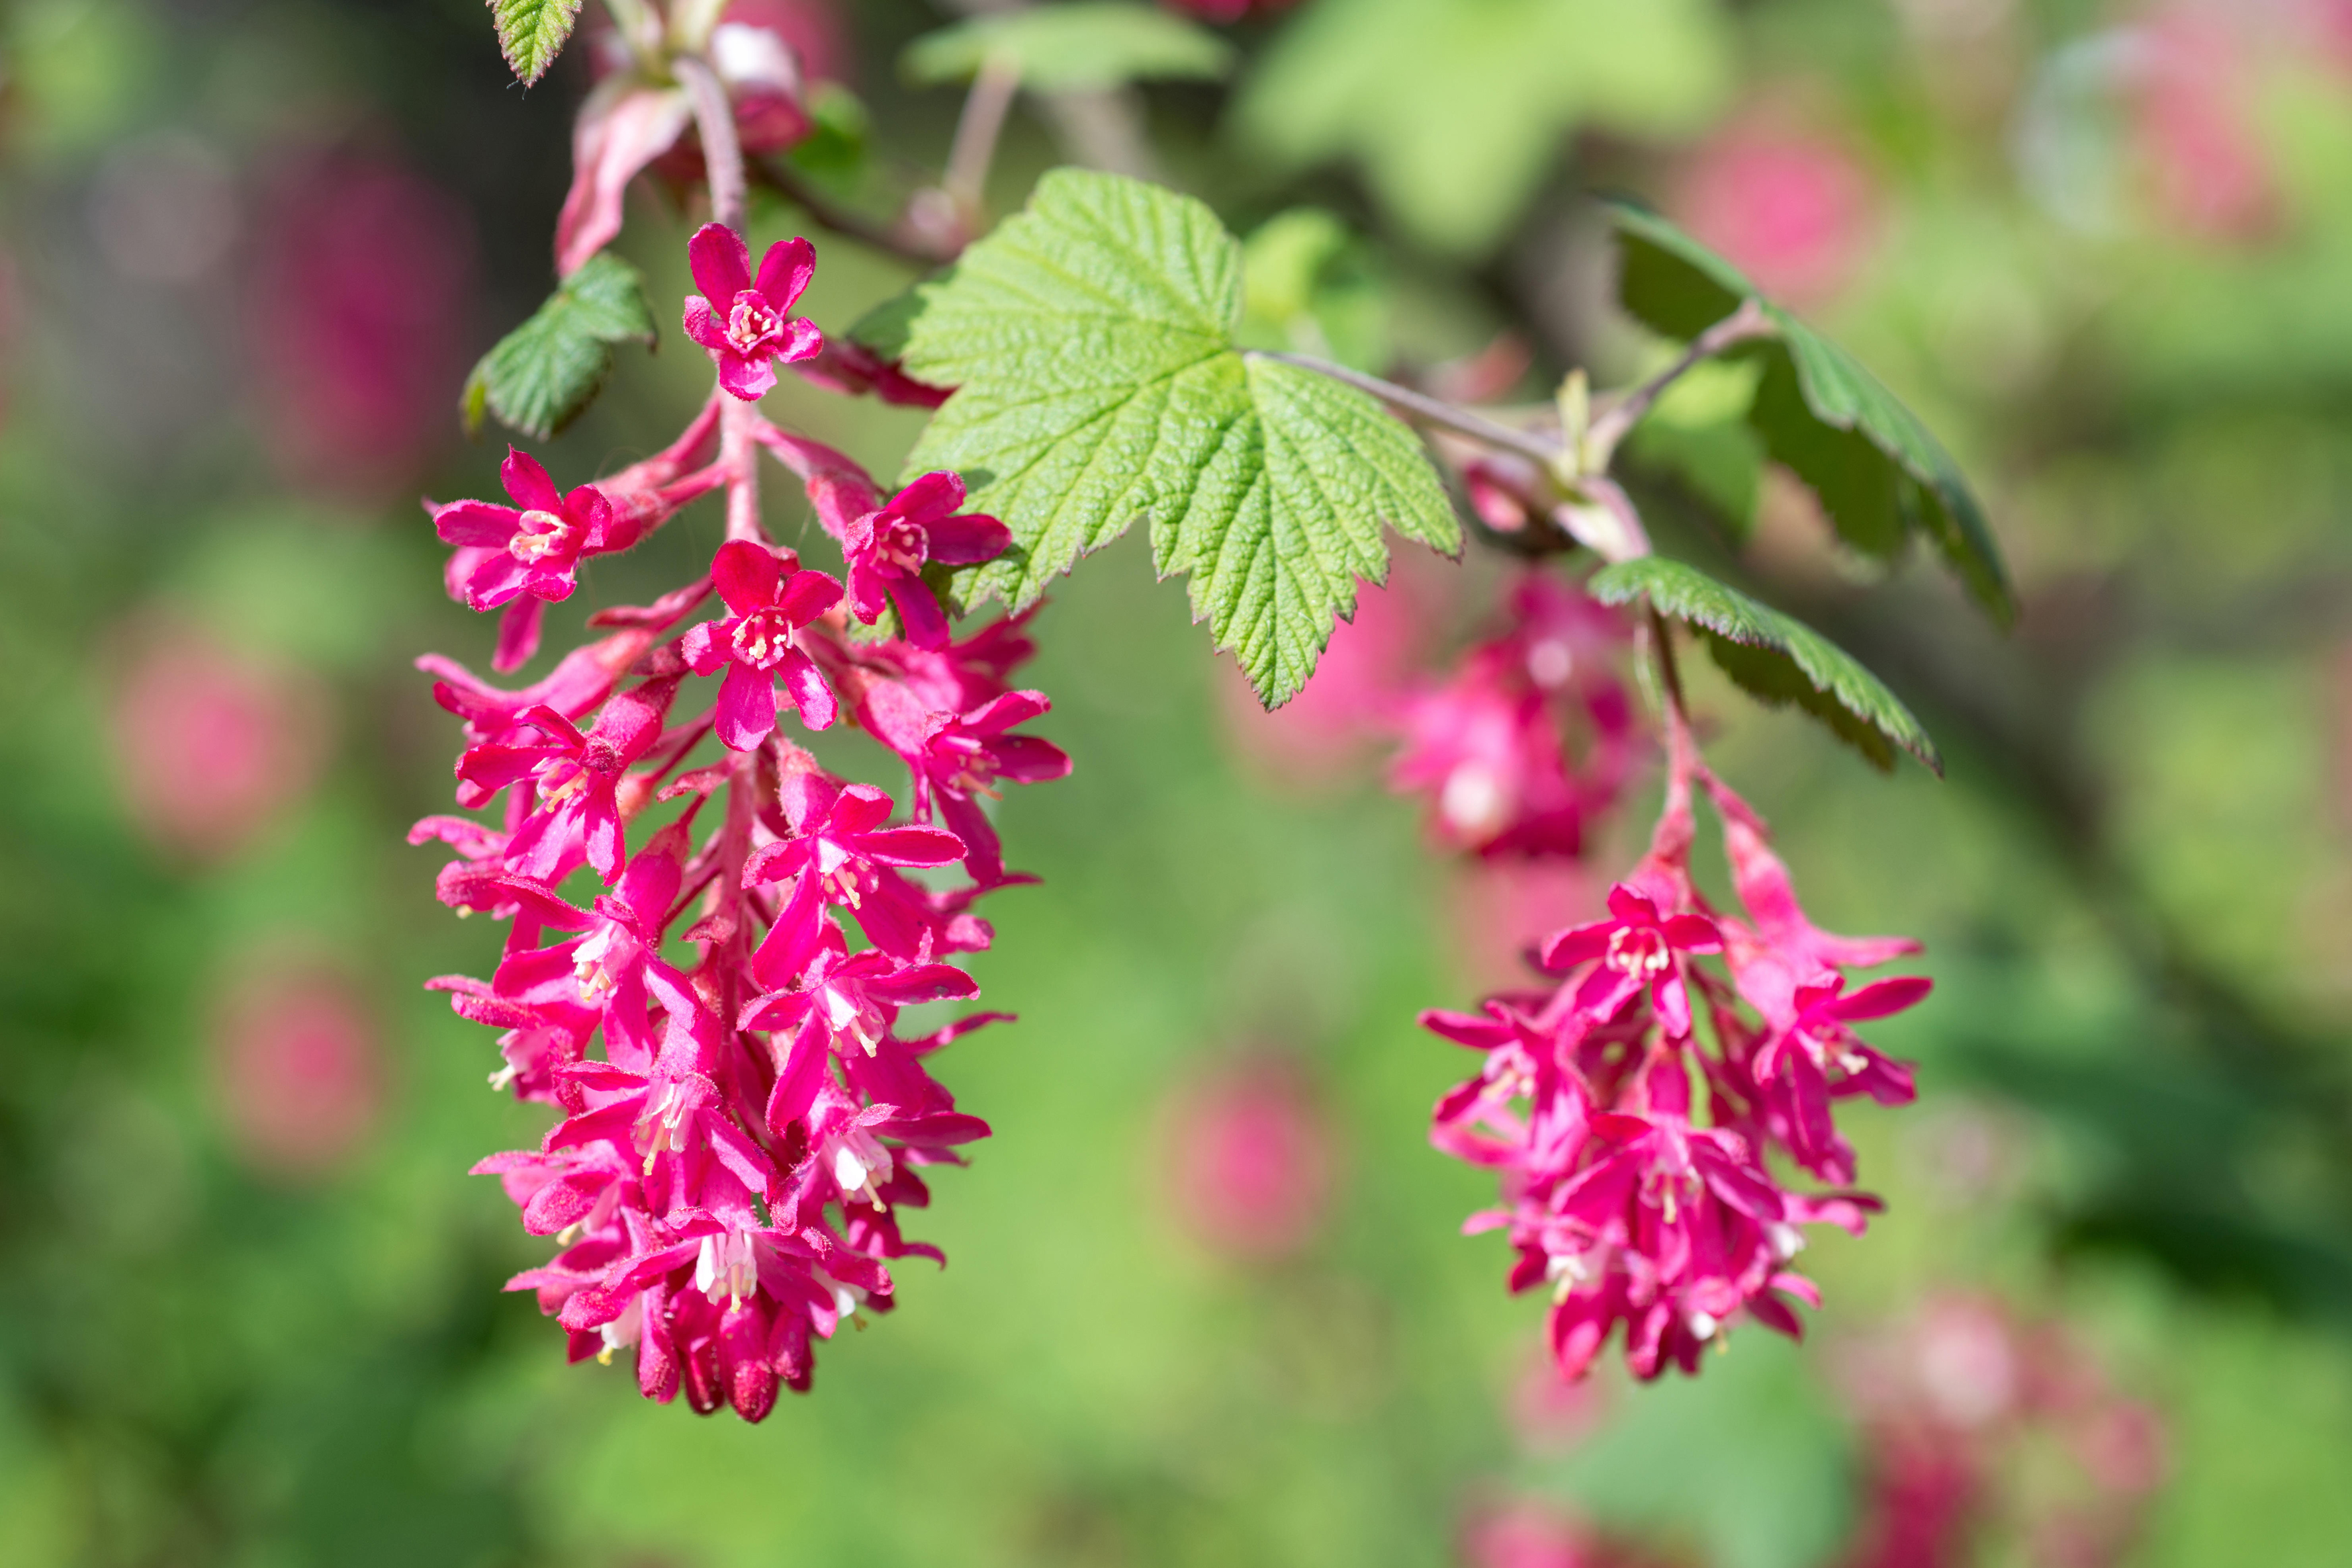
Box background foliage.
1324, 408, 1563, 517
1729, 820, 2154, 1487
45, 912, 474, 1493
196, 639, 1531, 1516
5, 0, 2352, 1564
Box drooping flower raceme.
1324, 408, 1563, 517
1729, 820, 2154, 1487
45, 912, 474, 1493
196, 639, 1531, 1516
1416, 577, 1929, 1381
417, 224, 1068, 1418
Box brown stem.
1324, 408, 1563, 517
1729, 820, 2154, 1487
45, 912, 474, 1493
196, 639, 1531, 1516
1584, 299, 1774, 465
1246, 350, 1564, 470
748, 156, 954, 266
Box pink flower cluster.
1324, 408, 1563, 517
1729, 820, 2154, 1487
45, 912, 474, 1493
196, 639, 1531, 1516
1424, 707, 1928, 1381
416, 226, 1066, 1418
1386, 571, 1637, 857
1831, 1294, 2167, 1568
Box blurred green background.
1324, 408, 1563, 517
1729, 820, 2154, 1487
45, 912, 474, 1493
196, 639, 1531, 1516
7, 0, 2352, 1563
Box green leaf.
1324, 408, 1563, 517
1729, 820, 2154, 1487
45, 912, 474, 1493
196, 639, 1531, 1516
489, 0, 581, 86
464, 252, 657, 442
903, 3, 1232, 91
784, 81, 871, 190
1620, 357, 1763, 538
897, 169, 1460, 707
1233, 0, 1729, 254
845, 283, 935, 363
1609, 199, 2013, 623
1588, 556, 1939, 775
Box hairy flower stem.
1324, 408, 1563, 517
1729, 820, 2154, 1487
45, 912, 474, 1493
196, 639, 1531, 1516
946, 50, 1024, 219
1647, 605, 1693, 728
677, 53, 766, 543
676, 54, 747, 234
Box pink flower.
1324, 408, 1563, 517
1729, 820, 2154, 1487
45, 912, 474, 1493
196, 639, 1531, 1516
433, 447, 619, 620
840, 472, 1011, 648
679, 539, 843, 749
107, 619, 327, 863
1676, 117, 1879, 307
1161, 1059, 1337, 1260
1750, 975, 1927, 1185
1458, 1496, 1662, 1568
245, 153, 477, 493
739, 944, 981, 1128
1429, 725, 1920, 1381
211, 957, 385, 1179
2134, 12, 2279, 242
1537, 885, 1724, 1039
455, 678, 675, 883
554, 82, 695, 278
680, 224, 823, 400
1384, 572, 1634, 858
856, 677, 1070, 884
742, 779, 966, 982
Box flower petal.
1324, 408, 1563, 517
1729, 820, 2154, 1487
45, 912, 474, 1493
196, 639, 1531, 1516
711, 539, 786, 615
717, 351, 776, 402
687, 222, 751, 306
924, 512, 1011, 566
714, 661, 778, 752
502, 448, 565, 513
752, 236, 815, 308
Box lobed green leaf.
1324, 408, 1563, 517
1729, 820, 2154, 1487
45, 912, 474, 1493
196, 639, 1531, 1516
902, 3, 1232, 92
1588, 556, 1940, 775
463, 251, 657, 443
489, 0, 582, 87
1609, 200, 2013, 624
895, 169, 1459, 707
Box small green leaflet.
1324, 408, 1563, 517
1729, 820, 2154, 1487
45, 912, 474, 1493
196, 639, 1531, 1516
489, 0, 580, 87
1609, 199, 2014, 625
1589, 556, 1940, 775
902, 3, 1232, 92
462, 252, 657, 443
892, 169, 1460, 707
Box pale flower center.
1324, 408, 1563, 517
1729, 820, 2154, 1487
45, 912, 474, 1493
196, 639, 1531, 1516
728, 605, 796, 670
694, 1229, 759, 1307
1439, 760, 1510, 840
874, 515, 927, 574
510, 508, 577, 564
726, 289, 783, 354
1606, 924, 1670, 980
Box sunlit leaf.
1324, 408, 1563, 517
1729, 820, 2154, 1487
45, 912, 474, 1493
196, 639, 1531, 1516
897, 169, 1459, 706
1589, 555, 1939, 773
463, 251, 656, 442
902, 3, 1232, 91
1611, 200, 2013, 623
489, 0, 581, 86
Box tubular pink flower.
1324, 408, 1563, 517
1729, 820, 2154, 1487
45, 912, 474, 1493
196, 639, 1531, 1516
840, 472, 1011, 649
679, 540, 842, 749
455, 679, 675, 883
1426, 704, 1923, 1381
432, 447, 618, 614
680, 224, 823, 401
1383, 571, 1635, 857
742, 779, 966, 982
